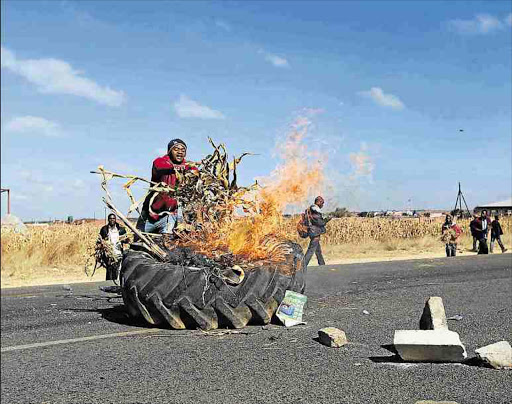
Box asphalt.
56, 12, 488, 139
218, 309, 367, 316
1, 254, 511, 404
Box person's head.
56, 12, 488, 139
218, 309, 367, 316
481, 210, 487, 218
108, 214, 116, 226
445, 214, 453, 224
314, 196, 325, 209
167, 139, 187, 164
495, 215, 500, 220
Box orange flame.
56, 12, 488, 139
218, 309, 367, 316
196, 119, 326, 261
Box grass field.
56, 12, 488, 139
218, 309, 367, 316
1, 216, 511, 288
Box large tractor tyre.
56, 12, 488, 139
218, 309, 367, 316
120, 243, 305, 330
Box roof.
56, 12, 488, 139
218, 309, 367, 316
476, 198, 512, 208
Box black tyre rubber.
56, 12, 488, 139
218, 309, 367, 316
120, 242, 305, 330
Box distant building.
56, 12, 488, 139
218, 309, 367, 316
474, 198, 512, 216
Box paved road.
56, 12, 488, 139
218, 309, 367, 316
2, 254, 511, 404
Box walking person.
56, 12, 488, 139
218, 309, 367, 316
302, 196, 332, 269
490, 215, 508, 253
475, 210, 491, 254
98, 214, 127, 281
470, 214, 479, 252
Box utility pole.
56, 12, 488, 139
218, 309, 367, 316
453, 182, 471, 218
0, 188, 11, 215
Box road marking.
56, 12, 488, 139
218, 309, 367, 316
1, 329, 161, 353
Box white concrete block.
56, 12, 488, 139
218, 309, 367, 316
394, 330, 467, 362
419, 296, 448, 330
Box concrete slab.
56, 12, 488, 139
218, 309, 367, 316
394, 330, 467, 362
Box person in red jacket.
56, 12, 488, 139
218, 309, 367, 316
441, 214, 462, 257
136, 139, 196, 235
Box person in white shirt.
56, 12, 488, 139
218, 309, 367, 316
99, 214, 127, 280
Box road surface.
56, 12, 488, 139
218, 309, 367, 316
1, 254, 511, 404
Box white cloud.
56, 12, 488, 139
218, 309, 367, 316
5, 116, 61, 137
506, 13, 512, 27
264, 53, 290, 68
215, 19, 231, 32
12, 193, 29, 201
173, 95, 225, 119
448, 14, 508, 34
72, 179, 87, 191
1, 46, 126, 106
359, 87, 405, 110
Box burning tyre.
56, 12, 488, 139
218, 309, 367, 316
120, 241, 305, 330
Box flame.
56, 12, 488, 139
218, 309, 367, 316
190, 119, 326, 261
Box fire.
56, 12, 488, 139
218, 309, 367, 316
191, 119, 326, 261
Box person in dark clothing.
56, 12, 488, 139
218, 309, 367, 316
303, 196, 332, 269
474, 210, 491, 254
490, 215, 508, 253
469, 214, 479, 252
98, 214, 127, 280
136, 138, 197, 236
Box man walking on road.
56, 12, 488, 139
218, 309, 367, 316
475, 210, 491, 254
98, 214, 127, 281
490, 215, 508, 253
470, 214, 479, 252
303, 196, 332, 269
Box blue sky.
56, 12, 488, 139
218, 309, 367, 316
1, 0, 511, 221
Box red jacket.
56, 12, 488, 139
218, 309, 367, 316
144, 155, 197, 221
442, 223, 462, 238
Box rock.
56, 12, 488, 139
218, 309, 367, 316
415, 401, 459, 404
419, 297, 448, 330
475, 341, 512, 369
393, 330, 467, 362
318, 327, 348, 348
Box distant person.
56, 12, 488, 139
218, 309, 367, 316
490, 215, 508, 254
469, 214, 479, 252
99, 214, 127, 280
475, 210, 491, 254
136, 139, 197, 236
441, 214, 462, 257
303, 196, 332, 269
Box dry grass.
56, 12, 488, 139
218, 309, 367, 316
1, 223, 99, 285
1, 217, 511, 287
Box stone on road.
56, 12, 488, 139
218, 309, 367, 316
317, 327, 348, 348
394, 330, 467, 362
419, 296, 448, 330
415, 401, 459, 404
475, 341, 512, 370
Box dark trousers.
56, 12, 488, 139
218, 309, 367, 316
478, 238, 489, 254
445, 243, 457, 257
490, 235, 506, 253
303, 236, 325, 268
